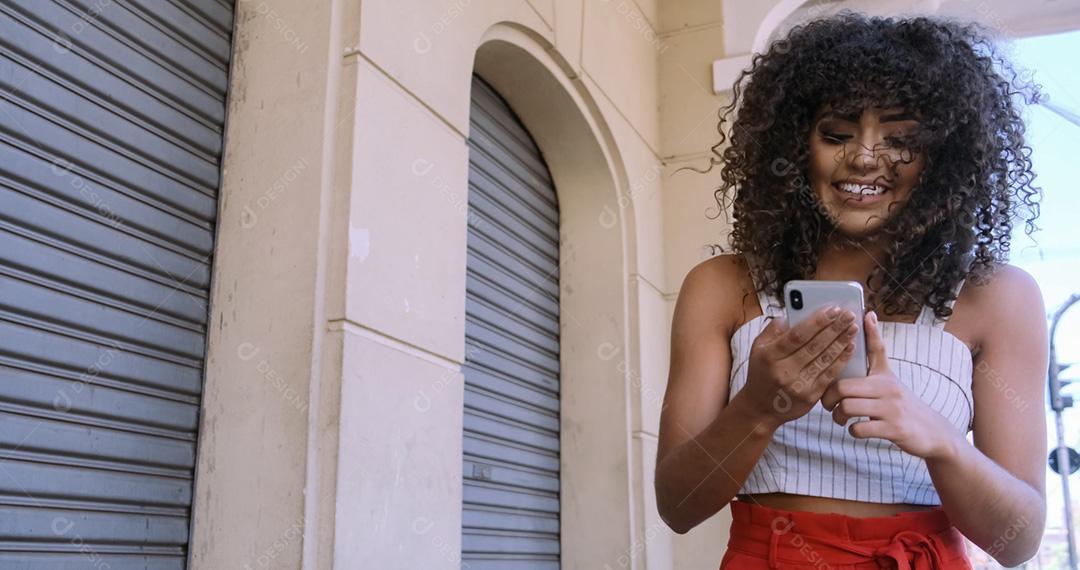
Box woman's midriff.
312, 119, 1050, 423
736, 492, 939, 517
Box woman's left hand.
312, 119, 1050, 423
818, 311, 961, 461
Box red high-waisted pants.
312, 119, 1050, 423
719, 498, 974, 569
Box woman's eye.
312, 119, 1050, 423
820, 131, 912, 147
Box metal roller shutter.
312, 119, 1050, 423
461, 74, 562, 569
0, 0, 233, 567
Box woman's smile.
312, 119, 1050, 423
830, 180, 891, 207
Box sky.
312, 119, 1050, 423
1008, 29, 1080, 386
1006, 28, 1080, 539
1009, 29, 1080, 328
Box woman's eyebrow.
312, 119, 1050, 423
818, 110, 919, 123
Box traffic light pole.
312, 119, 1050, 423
1048, 293, 1080, 570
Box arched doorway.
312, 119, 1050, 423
461, 73, 562, 568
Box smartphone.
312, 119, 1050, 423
782, 280, 868, 379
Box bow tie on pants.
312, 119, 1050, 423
720, 499, 975, 569
824, 529, 945, 569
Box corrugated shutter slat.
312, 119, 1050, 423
462, 74, 561, 568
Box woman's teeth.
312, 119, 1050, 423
836, 182, 887, 196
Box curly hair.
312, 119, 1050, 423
700, 10, 1043, 320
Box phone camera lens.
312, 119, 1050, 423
790, 290, 803, 310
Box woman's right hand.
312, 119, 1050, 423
735, 305, 858, 428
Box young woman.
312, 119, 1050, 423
655, 11, 1049, 569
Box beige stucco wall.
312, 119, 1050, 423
188, 0, 336, 568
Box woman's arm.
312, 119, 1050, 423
654, 256, 781, 534
925, 264, 1049, 567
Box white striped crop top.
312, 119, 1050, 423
727, 265, 975, 505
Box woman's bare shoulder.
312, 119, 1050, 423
677, 253, 757, 337
687, 252, 750, 282
963, 263, 1042, 308
959, 263, 1045, 352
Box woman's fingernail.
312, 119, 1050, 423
869, 311, 878, 324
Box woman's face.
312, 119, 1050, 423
808, 105, 925, 238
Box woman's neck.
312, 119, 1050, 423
810, 235, 921, 322
813, 236, 889, 284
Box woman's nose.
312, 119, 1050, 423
848, 136, 896, 171
849, 141, 878, 171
